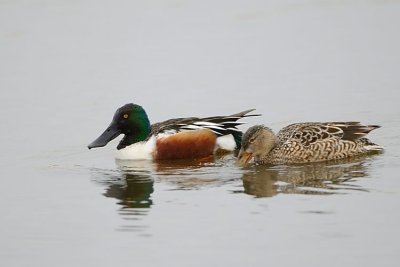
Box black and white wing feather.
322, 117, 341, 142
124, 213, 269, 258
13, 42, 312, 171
149, 109, 259, 146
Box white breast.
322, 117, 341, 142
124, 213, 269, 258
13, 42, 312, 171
115, 137, 156, 160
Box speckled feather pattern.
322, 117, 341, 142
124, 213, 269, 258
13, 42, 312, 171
251, 122, 382, 164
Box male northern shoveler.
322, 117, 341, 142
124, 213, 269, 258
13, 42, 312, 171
237, 122, 383, 165
88, 103, 259, 160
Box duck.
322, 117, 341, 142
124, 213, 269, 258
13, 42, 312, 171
88, 103, 259, 160
237, 122, 383, 165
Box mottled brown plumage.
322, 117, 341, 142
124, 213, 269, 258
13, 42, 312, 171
238, 122, 383, 165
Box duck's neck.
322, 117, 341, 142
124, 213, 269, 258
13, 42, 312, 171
117, 134, 145, 150
257, 129, 278, 160
117, 118, 151, 150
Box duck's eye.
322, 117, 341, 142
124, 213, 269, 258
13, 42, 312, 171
123, 114, 129, 119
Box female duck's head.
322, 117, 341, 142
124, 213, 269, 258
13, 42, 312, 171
237, 125, 278, 165
88, 103, 151, 150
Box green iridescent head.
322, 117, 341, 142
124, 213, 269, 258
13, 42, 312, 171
88, 103, 151, 150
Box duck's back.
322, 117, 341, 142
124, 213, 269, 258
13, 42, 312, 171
264, 122, 382, 164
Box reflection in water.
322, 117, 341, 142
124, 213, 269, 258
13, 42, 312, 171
154, 158, 218, 189
91, 156, 234, 206
91, 160, 154, 208
90, 157, 238, 233
89, 154, 380, 233
104, 172, 153, 208
90, 160, 154, 233
241, 156, 377, 197
152, 155, 240, 190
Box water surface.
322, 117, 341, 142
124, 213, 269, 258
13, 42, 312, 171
1, 0, 399, 266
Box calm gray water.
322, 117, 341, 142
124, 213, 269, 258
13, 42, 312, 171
1, 0, 400, 266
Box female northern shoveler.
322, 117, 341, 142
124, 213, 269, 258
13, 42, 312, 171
237, 122, 383, 165
88, 103, 259, 160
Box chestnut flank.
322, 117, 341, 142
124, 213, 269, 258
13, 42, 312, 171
154, 130, 217, 160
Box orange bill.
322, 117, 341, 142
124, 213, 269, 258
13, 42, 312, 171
237, 151, 253, 166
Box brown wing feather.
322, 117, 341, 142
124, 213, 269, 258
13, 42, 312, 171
328, 123, 381, 141
280, 122, 380, 146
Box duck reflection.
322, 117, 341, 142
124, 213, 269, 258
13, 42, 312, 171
91, 160, 155, 209
152, 155, 240, 189
241, 157, 374, 197
113, 160, 154, 208
103, 172, 153, 208
153, 157, 219, 188
91, 157, 227, 211
89, 161, 155, 233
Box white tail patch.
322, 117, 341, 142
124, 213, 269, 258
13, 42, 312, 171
216, 134, 237, 151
